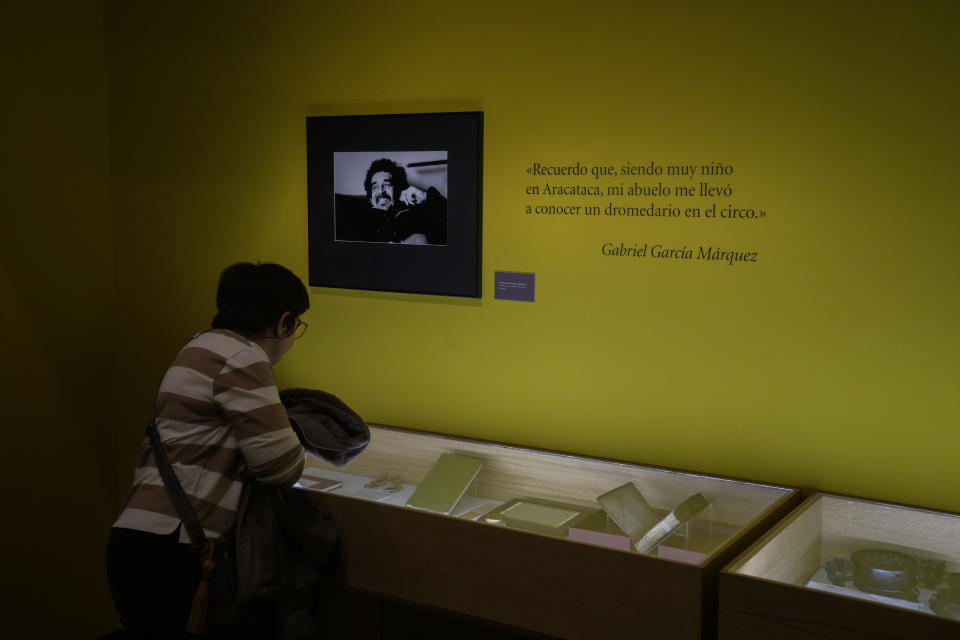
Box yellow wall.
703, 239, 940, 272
104, 0, 959, 517
1, 2, 118, 636
3, 1, 956, 634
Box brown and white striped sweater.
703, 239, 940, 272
113, 329, 305, 541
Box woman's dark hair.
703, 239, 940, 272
211, 262, 309, 336
363, 158, 409, 199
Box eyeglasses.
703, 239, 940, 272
292, 319, 308, 339
257, 318, 308, 340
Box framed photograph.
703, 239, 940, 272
306, 111, 482, 297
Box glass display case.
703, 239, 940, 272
720, 493, 960, 640
299, 424, 798, 640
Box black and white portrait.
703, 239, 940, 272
307, 111, 481, 297
333, 151, 448, 245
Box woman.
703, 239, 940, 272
106, 262, 310, 639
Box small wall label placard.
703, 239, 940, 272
494, 271, 535, 302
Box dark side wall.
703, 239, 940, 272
1, 2, 118, 637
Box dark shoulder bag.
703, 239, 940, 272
146, 421, 240, 636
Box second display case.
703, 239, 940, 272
720, 493, 960, 639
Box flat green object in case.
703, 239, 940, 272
596, 482, 660, 540
405, 453, 484, 514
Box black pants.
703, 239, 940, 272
105, 527, 200, 640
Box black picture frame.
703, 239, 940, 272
307, 111, 483, 297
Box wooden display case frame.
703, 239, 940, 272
302, 424, 799, 639
720, 493, 960, 640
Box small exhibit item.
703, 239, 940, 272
633, 493, 710, 554
298, 468, 344, 492
364, 473, 403, 493
596, 482, 661, 541
567, 527, 632, 551
812, 550, 960, 619
656, 544, 708, 564
480, 497, 600, 536
297, 476, 343, 493
851, 549, 919, 600
494, 271, 535, 302
405, 453, 484, 515
806, 567, 932, 614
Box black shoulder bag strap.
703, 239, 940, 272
146, 420, 207, 549
146, 420, 218, 635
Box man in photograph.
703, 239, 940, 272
336, 158, 447, 245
